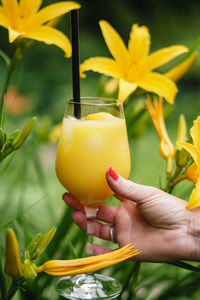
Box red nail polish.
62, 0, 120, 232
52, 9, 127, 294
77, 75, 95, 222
108, 166, 119, 181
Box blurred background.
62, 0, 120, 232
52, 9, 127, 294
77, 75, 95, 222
0, 0, 200, 299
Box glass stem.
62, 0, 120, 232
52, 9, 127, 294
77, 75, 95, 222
84, 207, 98, 257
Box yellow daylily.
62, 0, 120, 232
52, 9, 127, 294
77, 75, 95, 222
177, 116, 200, 209
0, 0, 81, 57
80, 21, 188, 103
5, 228, 140, 280
37, 244, 140, 276
146, 95, 175, 173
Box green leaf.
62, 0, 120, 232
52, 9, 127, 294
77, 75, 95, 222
0, 49, 11, 67
67, 239, 78, 259
0, 128, 5, 148
177, 36, 200, 65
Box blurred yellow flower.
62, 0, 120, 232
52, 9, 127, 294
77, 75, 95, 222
0, 0, 80, 57
81, 21, 188, 103
4, 229, 23, 278
177, 116, 200, 209
146, 95, 175, 173
49, 122, 62, 143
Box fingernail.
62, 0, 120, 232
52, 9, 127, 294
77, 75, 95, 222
108, 166, 119, 181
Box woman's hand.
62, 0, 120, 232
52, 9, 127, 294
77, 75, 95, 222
63, 167, 200, 262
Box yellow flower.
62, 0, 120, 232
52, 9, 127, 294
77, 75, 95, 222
186, 162, 198, 183
4, 229, 23, 278
80, 21, 188, 103
177, 116, 200, 209
146, 95, 175, 173
4, 228, 140, 280
37, 244, 140, 276
0, 0, 81, 57
49, 122, 62, 143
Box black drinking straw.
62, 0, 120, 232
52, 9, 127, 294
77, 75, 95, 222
70, 10, 81, 119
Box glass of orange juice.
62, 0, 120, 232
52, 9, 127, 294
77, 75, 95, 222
55, 97, 131, 299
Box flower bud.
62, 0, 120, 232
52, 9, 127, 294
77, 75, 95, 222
23, 260, 37, 280
12, 117, 36, 149
4, 229, 23, 278
30, 227, 56, 259
175, 114, 188, 167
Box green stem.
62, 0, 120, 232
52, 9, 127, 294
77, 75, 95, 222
5, 279, 22, 300
0, 61, 13, 128
0, 39, 33, 128
167, 261, 200, 273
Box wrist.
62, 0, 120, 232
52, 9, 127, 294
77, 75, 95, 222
187, 208, 200, 261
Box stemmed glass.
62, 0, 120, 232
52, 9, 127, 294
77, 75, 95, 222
55, 97, 131, 299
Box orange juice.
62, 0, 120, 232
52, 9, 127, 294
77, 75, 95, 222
56, 116, 130, 208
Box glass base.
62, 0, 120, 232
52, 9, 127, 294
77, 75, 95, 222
56, 273, 122, 300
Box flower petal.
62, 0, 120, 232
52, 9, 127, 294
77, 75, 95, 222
19, 0, 42, 16
165, 53, 198, 82
80, 57, 122, 78
8, 28, 21, 43
141, 45, 188, 73
187, 179, 200, 209
128, 24, 150, 62
118, 79, 137, 102
0, 6, 9, 28
177, 141, 200, 169
1, 0, 19, 28
186, 162, 198, 183
29, 2, 80, 28
138, 72, 178, 104
99, 20, 129, 69
23, 25, 72, 57
190, 116, 200, 151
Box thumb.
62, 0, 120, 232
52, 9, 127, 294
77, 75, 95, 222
106, 167, 160, 204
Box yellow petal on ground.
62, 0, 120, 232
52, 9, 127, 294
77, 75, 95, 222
0, 7, 10, 28
190, 116, 200, 151
80, 57, 122, 78
128, 24, 150, 62
187, 180, 200, 209
8, 28, 22, 43
177, 142, 200, 170
24, 25, 72, 57
141, 45, 188, 74
118, 79, 137, 102
138, 72, 178, 104
165, 53, 198, 82
99, 20, 129, 69
19, 0, 42, 16
29, 2, 80, 28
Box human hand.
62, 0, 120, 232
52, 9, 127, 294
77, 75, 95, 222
63, 167, 200, 262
